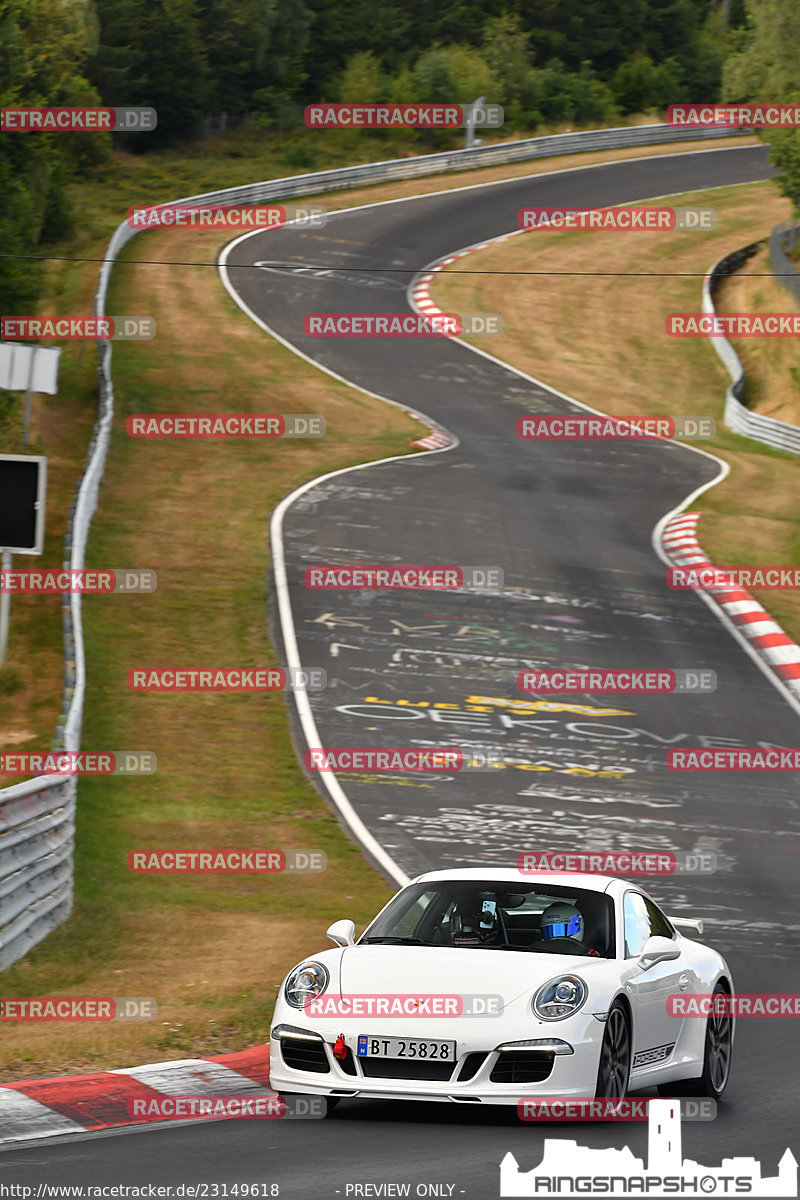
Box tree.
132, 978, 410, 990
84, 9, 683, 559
89, 0, 209, 146
336, 51, 384, 103
0, 0, 107, 311
723, 0, 800, 215
481, 14, 540, 123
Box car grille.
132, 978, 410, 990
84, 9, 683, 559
279, 1037, 330, 1074
338, 1046, 357, 1076
359, 1057, 455, 1081
456, 1052, 487, 1082
489, 1051, 554, 1084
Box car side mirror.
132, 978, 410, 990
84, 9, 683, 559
639, 935, 681, 969
327, 919, 356, 947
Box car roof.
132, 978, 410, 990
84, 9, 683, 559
410, 867, 619, 893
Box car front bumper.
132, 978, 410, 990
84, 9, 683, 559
269, 1014, 605, 1106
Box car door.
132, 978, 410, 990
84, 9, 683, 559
623, 891, 692, 1072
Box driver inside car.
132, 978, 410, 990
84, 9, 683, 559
540, 901, 600, 956
450, 898, 501, 946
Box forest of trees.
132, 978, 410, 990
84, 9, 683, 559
1, 0, 797, 314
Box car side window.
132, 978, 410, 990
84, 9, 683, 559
643, 896, 675, 940
623, 892, 652, 958
624, 891, 675, 957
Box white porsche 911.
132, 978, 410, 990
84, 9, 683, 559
269, 868, 733, 1109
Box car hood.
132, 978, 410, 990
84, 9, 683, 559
337, 944, 610, 1010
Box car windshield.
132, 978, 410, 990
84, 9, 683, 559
361, 880, 616, 958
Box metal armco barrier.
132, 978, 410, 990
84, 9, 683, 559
704, 243, 800, 454
0, 120, 753, 970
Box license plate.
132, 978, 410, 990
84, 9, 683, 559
357, 1035, 456, 1062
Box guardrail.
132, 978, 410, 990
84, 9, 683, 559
703, 243, 800, 454
0, 119, 755, 971
770, 220, 800, 305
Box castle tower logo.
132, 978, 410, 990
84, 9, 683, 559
500, 1099, 797, 1197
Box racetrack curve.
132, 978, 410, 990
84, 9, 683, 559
4, 145, 799, 1197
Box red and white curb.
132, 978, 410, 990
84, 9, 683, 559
0, 1046, 273, 1145
661, 512, 800, 697
407, 234, 521, 452
409, 230, 520, 324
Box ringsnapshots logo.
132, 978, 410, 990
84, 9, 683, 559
1, 107, 156, 132
667, 313, 800, 337
518, 669, 716, 694
128, 849, 326, 873
1, 569, 156, 594
127, 667, 326, 692
1, 317, 155, 341
304, 566, 503, 590
126, 414, 324, 438
518, 206, 716, 232
0, 997, 156, 1021
517, 415, 715, 440
303, 313, 501, 337
304, 103, 504, 129
127, 203, 326, 230
0, 752, 156, 776
668, 103, 800, 128
517, 850, 717, 876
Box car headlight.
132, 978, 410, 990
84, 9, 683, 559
532, 975, 588, 1021
284, 961, 330, 1009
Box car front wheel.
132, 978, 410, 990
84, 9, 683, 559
595, 1002, 631, 1098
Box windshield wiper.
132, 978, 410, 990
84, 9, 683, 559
360, 936, 431, 945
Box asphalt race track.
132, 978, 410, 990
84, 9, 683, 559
4, 145, 799, 1196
